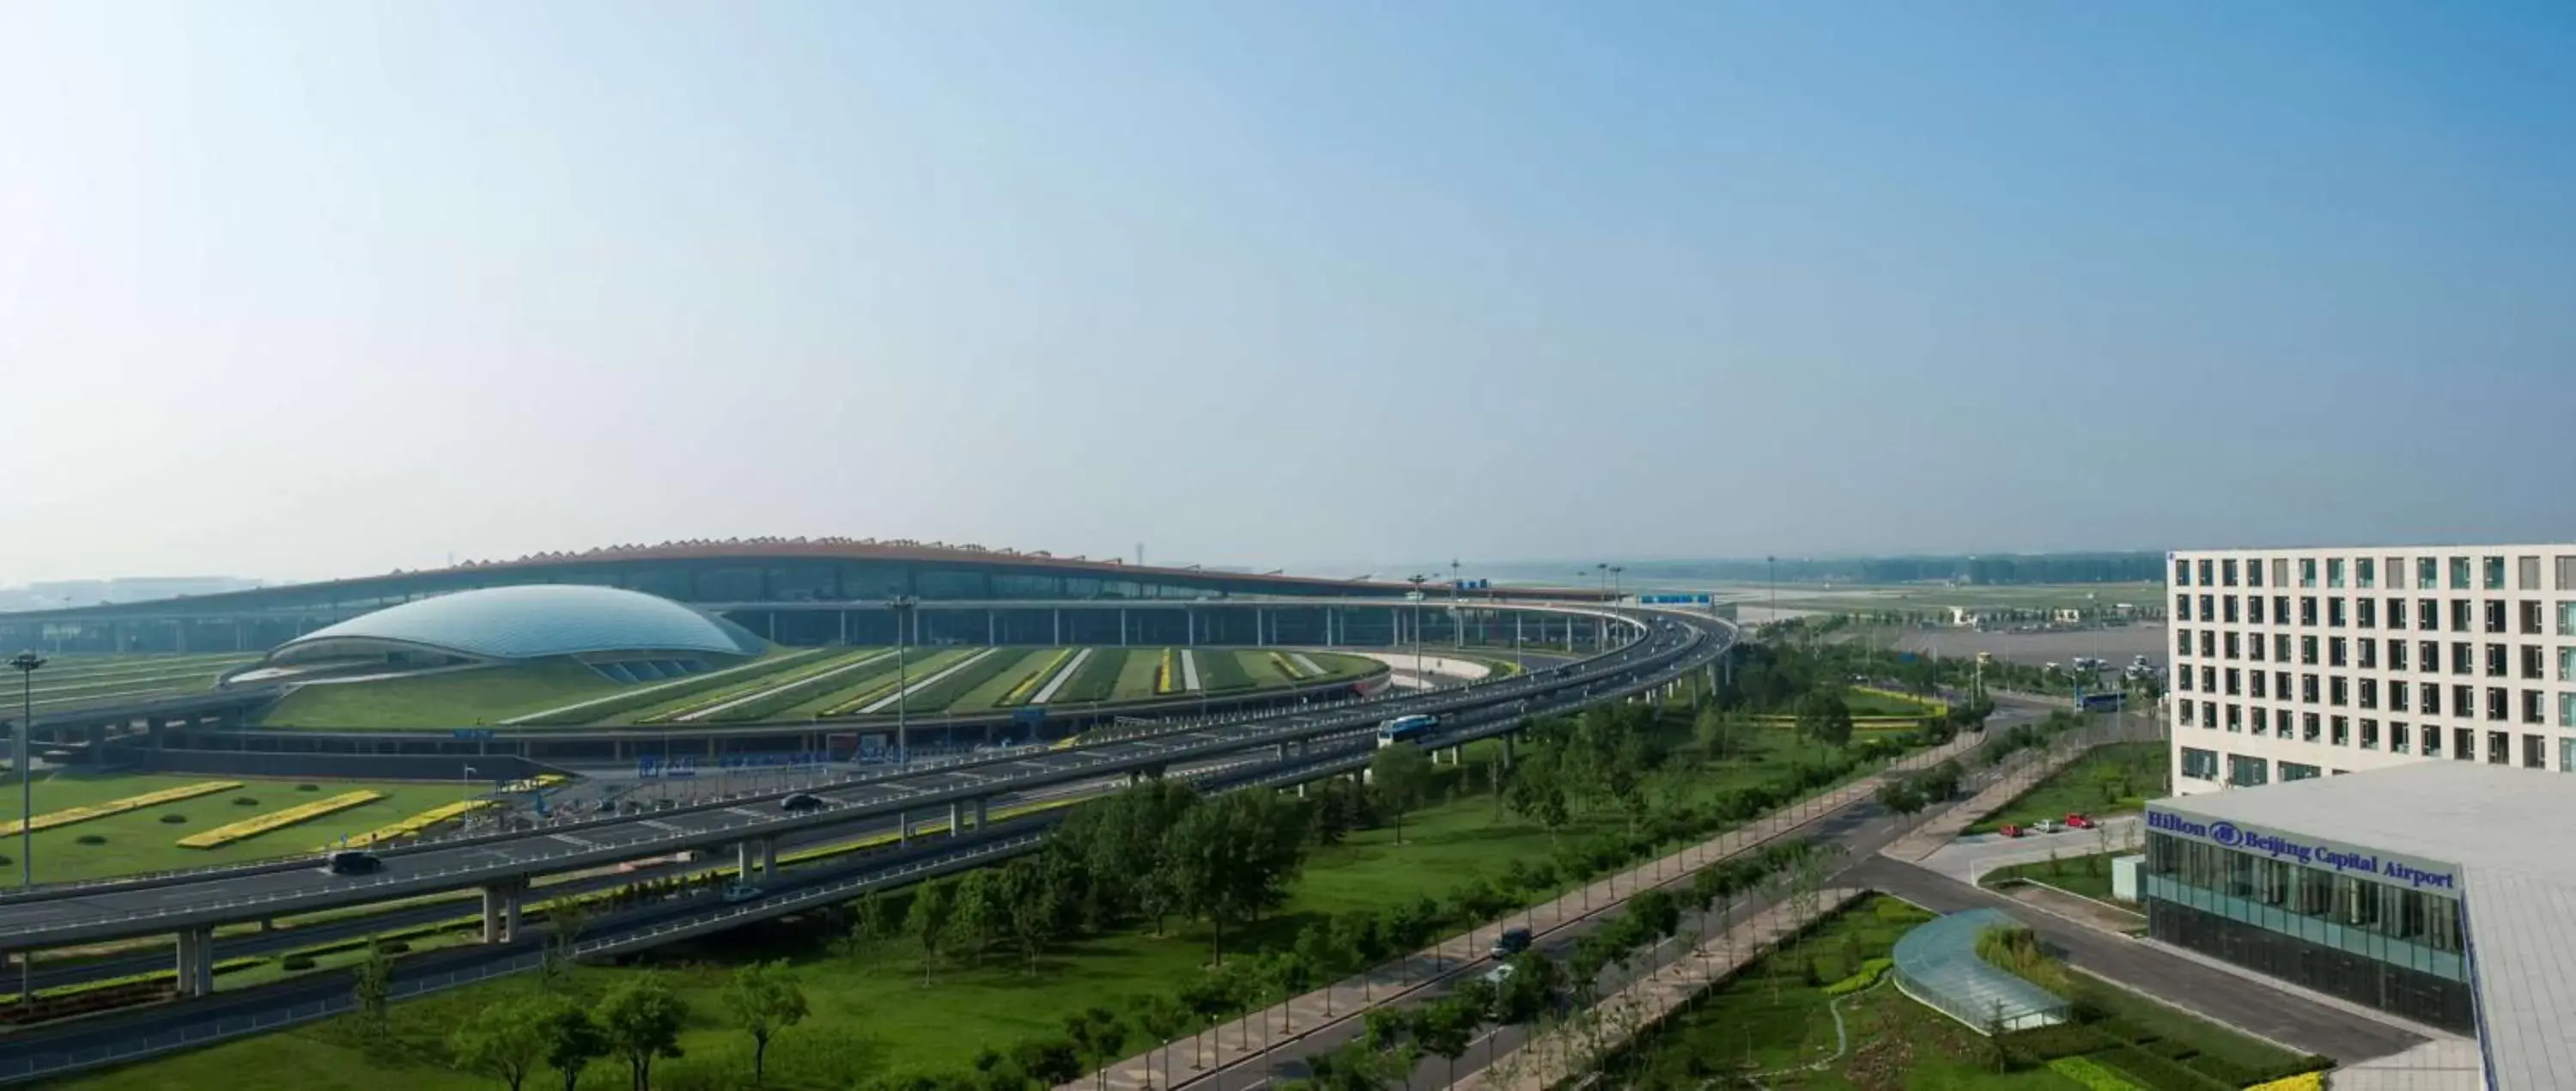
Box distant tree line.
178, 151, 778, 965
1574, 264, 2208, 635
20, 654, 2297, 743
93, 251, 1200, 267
1558, 552, 2165, 586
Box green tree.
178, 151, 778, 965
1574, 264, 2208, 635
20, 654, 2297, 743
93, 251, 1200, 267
448, 994, 550, 1091
539, 999, 610, 1091
1492, 952, 1559, 1027
1692, 704, 1741, 763
1413, 998, 1479, 1087
950, 869, 1001, 967
722, 960, 810, 1084
843, 889, 897, 964
910, 878, 957, 984
1063, 1007, 1128, 1091
1627, 888, 1681, 945
598, 974, 688, 1091
541, 899, 590, 991
999, 856, 1063, 974
1367, 742, 1434, 845
1874, 777, 1926, 820
1161, 789, 1309, 961
1128, 992, 1188, 1090
353, 943, 394, 1041
1795, 690, 1855, 749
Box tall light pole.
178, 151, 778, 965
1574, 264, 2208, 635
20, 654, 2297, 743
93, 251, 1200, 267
1609, 565, 1625, 605
9, 651, 46, 892
889, 595, 919, 765
1406, 575, 1430, 686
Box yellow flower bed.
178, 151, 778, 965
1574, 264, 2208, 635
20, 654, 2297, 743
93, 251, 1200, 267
1269, 651, 1311, 680
179, 790, 383, 849
2243, 1073, 2325, 1091
1155, 649, 1179, 694
0, 781, 244, 837
1000, 649, 1073, 706
328, 798, 499, 850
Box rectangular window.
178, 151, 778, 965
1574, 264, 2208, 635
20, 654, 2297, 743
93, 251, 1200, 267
2225, 667, 2242, 695
2485, 557, 2507, 591
2391, 680, 2410, 711
2300, 558, 2318, 588
2201, 664, 2216, 691
2251, 671, 2268, 698
2202, 700, 2217, 728
2198, 558, 2216, 588
2452, 599, 2474, 633
2275, 558, 2293, 588
2454, 642, 2475, 675
2227, 704, 2243, 732
2302, 673, 2321, 703
2301, 596, 2319, 625
2275, 634, 2293, 661
2561, 647, 2576, 683
2420, 598, 2441, 631
2486, 600, 2507, 634
2175, 558, 2191, 586
2528, 734, 2548, 770
2200, 631, 2215, 657
2522, 644, 2543, 680
2330, 676, 2348, 706
2561, 601, 2576, 637
2487, 643, 2507, 677
2250, 634, 2267, 662
2421, 639, 2441, 672
2451, 557, 2473, 590
2224, 558, 2240, 587
2281, 762, 2320, 782
2180, 699, 2196, 724
2523, 600, 2544, 635
2563, 737, 2576, 773
2392, 722, 2410, 754
2563, 692, 2576, 728
2228, 754, 2268, 787
2249, 596, 2267, 625
2520, 556, 2543, 591
2460, 684, 2482, 718
2488, 729, 2510, 765
2456, 727, 2476, 761
2486, 686, 2507, 721
2301, 636, 2320, 665
2357, 597, 2376, 629
2387, 596, 2407, 630
2225, 631, 2242, 660
2250, 559, 2267, 588
2423, 685, 2441, 715
2328, 558, 2347, 588
2178, 666, 2196, 692
2360, 718, 2379, 750
2302, 712, 2322, 742
2524, 689, 2545, 725
2421, 724, 2439, 757
2330, 637, 2349, 667
2560, 556, 2576, 590
2176, 592, 2191, 619
2388, 558, 2408, 590
2277, 595, 2293, 625
2329, 597, 2348, 628
2276, 669, 2292, 698
2180, 747, 2219, 780
2358, 638, 2377, 669
2358, 558, 2377, 588
2331, 715, 2350, 747
2391, 639, 2409, 672
2419, 557, 2439, 589
2199, 594, 2215, 623
2252, 706, 2269, 734
2359, 677, 2378, 709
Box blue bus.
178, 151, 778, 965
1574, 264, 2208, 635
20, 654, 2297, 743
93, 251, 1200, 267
2077, 692, 2126, 713
1376, 715, 1438, 747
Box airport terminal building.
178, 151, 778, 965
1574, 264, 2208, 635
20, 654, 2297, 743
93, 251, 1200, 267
2165, 546, 2576, 795
2143, 761, 2576, 1089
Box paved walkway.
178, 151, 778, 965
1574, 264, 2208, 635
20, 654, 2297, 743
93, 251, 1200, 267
1450, 889, 1868, 1091
1065, 735, 1984, 1091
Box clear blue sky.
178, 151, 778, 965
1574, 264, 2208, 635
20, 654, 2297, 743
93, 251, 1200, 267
3, 2, 2572, 583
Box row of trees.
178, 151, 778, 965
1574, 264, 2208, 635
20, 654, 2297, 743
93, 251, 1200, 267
446, 963, 807, 1091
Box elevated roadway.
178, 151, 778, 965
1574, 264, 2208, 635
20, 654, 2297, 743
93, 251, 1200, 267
0, 610, 1726, 963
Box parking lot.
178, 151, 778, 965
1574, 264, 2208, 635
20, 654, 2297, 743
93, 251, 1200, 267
1895, 624, 2169, 669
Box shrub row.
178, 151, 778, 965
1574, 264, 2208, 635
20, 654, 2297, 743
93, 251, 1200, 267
0, 780, 242, 837
710, 649, 911, 723
901, 649, 1036, 711
516, 648, 829, 726
999, 649, 1075, 706
1053, 649, 1127, 704
1196, 649, 1255, 693
635, 648, 860, 725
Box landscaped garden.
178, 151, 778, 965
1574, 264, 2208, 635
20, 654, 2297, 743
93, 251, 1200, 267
0, 771, 492, 884
1967, 741, 2166, 835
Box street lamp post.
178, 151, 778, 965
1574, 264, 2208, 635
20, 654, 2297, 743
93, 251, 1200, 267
889, 596, 919, 765
9, 651, 45, 892
1406, 575, 1430, 687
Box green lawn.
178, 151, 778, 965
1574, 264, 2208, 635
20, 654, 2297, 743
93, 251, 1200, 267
64, 718, 1907, 1091
1840, 687, 1938, 716
1, 771, 491, 884
1966, 742, 2166, 835
1981, 851, 2136, 905
259, 659, 634, 728
946, 649, 1064, 710
1111, 646, 1171, 699
1616, 894, 2310, 1091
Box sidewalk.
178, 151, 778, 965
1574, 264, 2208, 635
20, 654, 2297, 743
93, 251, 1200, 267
1067, 735, 1983, 1091
1882, 737, 2110, 862
1452, 889, 1868, 1091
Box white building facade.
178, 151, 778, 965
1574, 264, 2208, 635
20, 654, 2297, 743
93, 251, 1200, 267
2167, 546, 2576, 795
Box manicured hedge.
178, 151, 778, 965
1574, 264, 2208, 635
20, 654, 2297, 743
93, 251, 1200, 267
1197, 649, 1255, 692
1054, 649, 1128, 704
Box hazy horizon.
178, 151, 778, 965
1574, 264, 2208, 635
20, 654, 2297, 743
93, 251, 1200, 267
9, 3, 2574, 585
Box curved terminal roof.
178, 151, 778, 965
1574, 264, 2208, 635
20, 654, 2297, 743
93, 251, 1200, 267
268, 585, 767, 665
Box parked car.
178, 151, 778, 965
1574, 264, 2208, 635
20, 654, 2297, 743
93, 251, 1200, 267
1482, 962, 1517, 988
1998, 824, 2025, 838
780, 793, 826, 813
1491, 927, 1534, 959
2031, 819, 2066, 834
2064, 814, 2096, 829
721, 883, 764, 904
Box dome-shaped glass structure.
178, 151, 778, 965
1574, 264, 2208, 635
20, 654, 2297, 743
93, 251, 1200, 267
264, 585, 767, 667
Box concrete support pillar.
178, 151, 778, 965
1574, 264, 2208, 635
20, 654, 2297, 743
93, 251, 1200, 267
1296, 782, 1307, 799
897, 810, 910, 846
503, 889, 522, 941
1274, 742, 1289, 761
737, 841, 754, 879
173, 929, 210, 997
974, 796, 987, 831
839, 611, 849, 645
1500, 734, 1516, 770
1186, 610, 1194, 647
948, 801, 963, 837
1054, 609, 1061, 646
480, 884, 524, 944
987, 610, 996, 647
1119, 609, 1128, 647
757, 837, 776, 875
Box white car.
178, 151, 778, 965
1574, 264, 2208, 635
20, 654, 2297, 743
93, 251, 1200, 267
2030, 819, 2066, 835
721, 883, 764, 904
1481, 963, 1516, 987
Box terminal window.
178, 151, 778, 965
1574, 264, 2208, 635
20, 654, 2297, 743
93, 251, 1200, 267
2391, 722, 2410, 753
